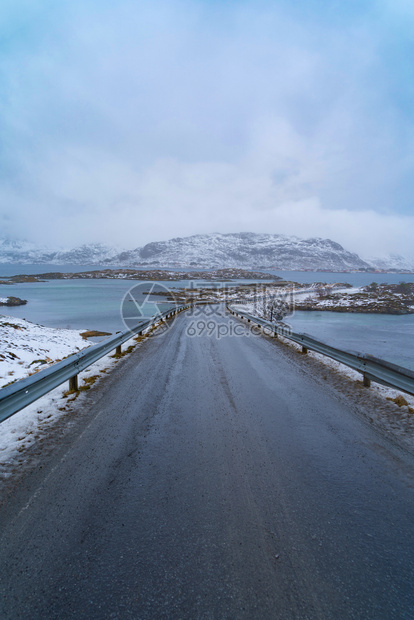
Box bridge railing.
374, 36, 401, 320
227, 305, 414, 396
0, 305, 190, 424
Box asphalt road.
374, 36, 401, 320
1, 307, 414, 619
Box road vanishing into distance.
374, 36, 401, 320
1, 306, 414, 618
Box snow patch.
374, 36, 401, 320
0, 316, 90, 388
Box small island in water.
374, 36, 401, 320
294, 282, 414, 315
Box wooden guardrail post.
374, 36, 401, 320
116, 345, 122, 355
301, 346, 308, 354
363, 374, 371, 388
69, 375, 78, 391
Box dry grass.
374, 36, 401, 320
387, 395, 409, 407
78, 375, 100, 391
80, 330, 111, 340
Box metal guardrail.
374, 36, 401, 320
0, 305, 190, 424
227, 305, 414, 396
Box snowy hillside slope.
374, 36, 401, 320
364, 254, 414, 271
0, 239, 121, 265
115, 233, 369, 270
0, 316, 90, 388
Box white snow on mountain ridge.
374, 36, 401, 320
0, 233, 412, 271
113, 232, 369, 271
363, 254, 414, 272
0, 239, 122, 265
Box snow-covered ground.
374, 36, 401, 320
0, 315, 90, 388
233, 300, 292, 319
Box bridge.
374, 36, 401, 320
1, 306, 414, 618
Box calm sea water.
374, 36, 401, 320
267, 270, 414, 286
1, 265, 413, 370
288, 311, 414, 371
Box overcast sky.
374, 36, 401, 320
0, 0, 413, 258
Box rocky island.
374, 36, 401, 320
295, 282, 414, 314
0, 296, 27, 307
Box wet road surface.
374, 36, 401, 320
1, 307, 414, 618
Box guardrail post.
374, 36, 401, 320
69, 375, 78, 392
116, 345, 122, 356
301, 346, 308, 354
363, 374, 371, 388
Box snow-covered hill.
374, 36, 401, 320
0, 316, 90, 388
0, 238, 51, 263
0, 239, 121, 265
364, 254, 414, 272
114, 233, 369, 271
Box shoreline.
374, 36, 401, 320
293, 305, 414, 315
0, 267, 282, 284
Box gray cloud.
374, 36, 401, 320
0, 0, 413, 259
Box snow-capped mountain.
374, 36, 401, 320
0, 238, 52, 263
48, 243, 122, 265
363, 254, 414, 272
0, 239, 121, 265
0, 232, 401, 271
113, 233, 369, 271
